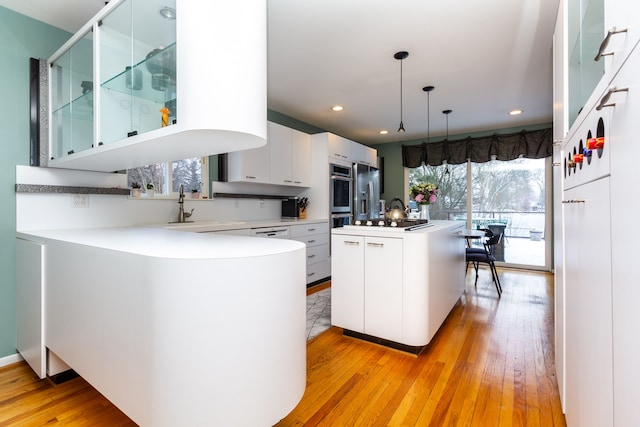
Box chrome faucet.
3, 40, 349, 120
177, 184, 194, 223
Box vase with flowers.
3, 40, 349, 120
409, 182, 438, 220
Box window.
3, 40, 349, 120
409, 157, 549, 269
128, 157, 206, 196
409, 163, 467, 221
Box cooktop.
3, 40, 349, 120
349, 218, 432, 231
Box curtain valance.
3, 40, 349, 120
401, 127, 552, 167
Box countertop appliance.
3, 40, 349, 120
353, 163, 380, 222
330, 163, 352, 215
281, 197, 301, 218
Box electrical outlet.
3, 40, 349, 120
72, 194, 89, 208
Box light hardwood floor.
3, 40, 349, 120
1, 269, 565, 426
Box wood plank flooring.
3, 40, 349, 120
0, 269, 565, 426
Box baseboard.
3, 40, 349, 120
0, 352, 23, 368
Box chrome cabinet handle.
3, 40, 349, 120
596, 86, 629, 110
367, 242, 384, 247
344, 240, 360, 245
562, 199, 585, 203
595, 27, 628, 61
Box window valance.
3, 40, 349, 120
402, 127, 553, 167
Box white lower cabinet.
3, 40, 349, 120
331, 235, 365, 332
290, 222, 330, 285
564, 178, 613, 427
16, 238, 46, 379
331, 234, 403, 342
363, 236, 403, 342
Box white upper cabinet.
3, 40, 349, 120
47, 0, 267, 172
227, 139, 270, 184
350, 141, 377, 166
229, 121, 310, 187
327, 133, 352, 161
290, 128, 311, 186
269, 122, 310, 187
602, 0, 640, 77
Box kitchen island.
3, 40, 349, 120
16, 227, 306, 427
331, 220, 465, 353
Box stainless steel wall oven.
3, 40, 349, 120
330, 163, 352, 214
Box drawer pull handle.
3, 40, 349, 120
344, 240, 360, 245
308, 254, 316, 258
307, 272, 315, 277
562, 199, 585, 204
308, 228, 316, 232
595, 27, 628, 61
596, 86, 628, 111
367, 242, 384, 247
308, 239, 316, 243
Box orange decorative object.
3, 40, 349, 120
567, 160, 576, 168
574, 153, 584, 163
587, 137, 605, 150
160, 107, 171, 127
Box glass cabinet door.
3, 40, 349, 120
99, 0, 176, 146
567, 0, 604, 127
50, 30, 94, 160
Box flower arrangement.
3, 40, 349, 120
409, 182, 438, 205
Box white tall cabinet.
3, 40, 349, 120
556, 0, 640, 424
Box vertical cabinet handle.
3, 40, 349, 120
596, 86, 629, 110
594, 27, 628, 61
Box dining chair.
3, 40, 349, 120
465, 232, 503, 296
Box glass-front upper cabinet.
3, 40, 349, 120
46, 0, 267, 173
567, 0, 604, 128
99, 0, 176, 145
50, 30, 94, 159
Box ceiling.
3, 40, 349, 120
0, 0, 560, 145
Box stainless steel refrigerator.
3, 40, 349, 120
353, 163, 380, 221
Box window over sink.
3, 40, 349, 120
127, 156, 207, 196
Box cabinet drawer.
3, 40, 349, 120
290, 222, 329, 237
306, 259, 330, 284
306, 244, 329, 265
292, 232, 329, 247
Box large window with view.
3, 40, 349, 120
409, 157, 548, 269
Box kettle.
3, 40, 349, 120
385, 198, 408, 221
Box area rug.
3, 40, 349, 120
306, 287, 331, 340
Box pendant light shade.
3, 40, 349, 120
395, 51, 409, 132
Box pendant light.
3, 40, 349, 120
394, 51, 409, 132
443, 109, 452, 174
422, 85, 435, 142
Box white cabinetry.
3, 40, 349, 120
47, 0, 267, 172
607, 42, 640, 427
290, 222, 330, 285
331, 222, 465, 348
602, 0, 640, 78
327, 133, 352, 161
228, 121, 310, 187
16, 238, 46, 379
363, 236, 403, 342
331, 235, 365, 332
351, 141, 377, 166
269, 122, 311, 187
559, 14, 640, 425
227, 141, 270, 183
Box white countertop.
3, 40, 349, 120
17, 226, 305, 259
146, 217, 328, 233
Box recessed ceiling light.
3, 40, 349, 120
332, 105, 344, 111
509, 109, 523, 116
379, 130, 389, 135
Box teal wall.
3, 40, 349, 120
0, 7, 70, 358
375, 122, 553, 202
